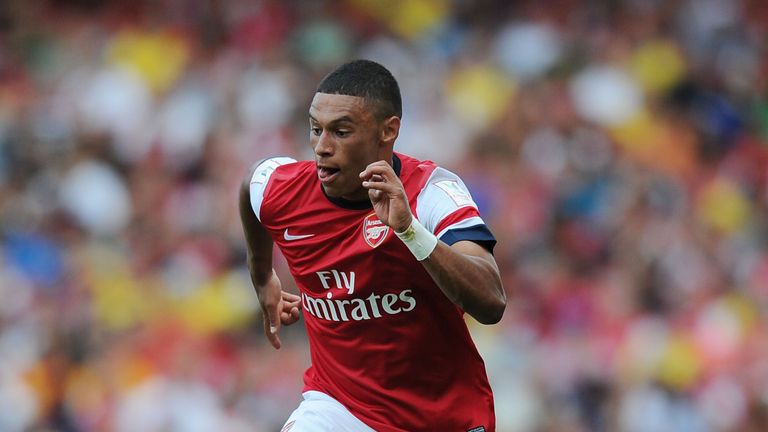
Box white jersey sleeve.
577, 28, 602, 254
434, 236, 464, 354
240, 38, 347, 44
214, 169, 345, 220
249, 157, 297, 220
415, 167, 486, 239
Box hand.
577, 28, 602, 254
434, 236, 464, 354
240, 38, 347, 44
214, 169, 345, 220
360, 160, 412, 232
257, 269, 301, 349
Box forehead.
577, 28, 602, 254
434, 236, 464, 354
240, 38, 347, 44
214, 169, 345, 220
309, 93, 374, 123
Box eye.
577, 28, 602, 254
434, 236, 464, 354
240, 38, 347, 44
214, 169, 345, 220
335, 130, 349, 138
311, 127, 321, 136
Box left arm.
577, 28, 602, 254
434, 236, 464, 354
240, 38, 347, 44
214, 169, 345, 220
421, 240, 505, 324
361, 161, 506, 324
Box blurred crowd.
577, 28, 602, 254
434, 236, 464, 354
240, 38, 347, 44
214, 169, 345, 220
1, 0, 767, 431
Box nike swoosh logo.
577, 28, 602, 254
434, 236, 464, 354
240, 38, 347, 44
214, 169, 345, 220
284, 229, 315, 241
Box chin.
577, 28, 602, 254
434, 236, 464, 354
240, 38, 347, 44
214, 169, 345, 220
328, 185, 367, 201
324, 186, 342, 197
324, 184, 349, 198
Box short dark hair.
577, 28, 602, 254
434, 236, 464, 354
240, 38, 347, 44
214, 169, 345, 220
316, 59, 402, 119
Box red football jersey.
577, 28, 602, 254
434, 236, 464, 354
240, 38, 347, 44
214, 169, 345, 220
250, 153, 497, 431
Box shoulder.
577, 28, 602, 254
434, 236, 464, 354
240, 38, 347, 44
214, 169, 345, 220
397, 153, 472, 200
396, 153, 472, 192
246, 156, 310, 219
422, 166, 476, 207
404, 157, 496, 251
395, 152, 438, 194
396, 152, 437, 177
414, 164, 478, 226
248, 157, 307, 185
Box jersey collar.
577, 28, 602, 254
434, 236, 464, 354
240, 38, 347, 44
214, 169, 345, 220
322, 154, 402, 210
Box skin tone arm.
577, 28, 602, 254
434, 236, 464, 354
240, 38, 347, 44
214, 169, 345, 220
360, 160, 506, 324
239, 164, 301, 349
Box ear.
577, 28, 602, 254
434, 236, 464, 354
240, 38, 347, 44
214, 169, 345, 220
379, 115, 400, 147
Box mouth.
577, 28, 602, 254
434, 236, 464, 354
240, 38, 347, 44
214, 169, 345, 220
317, 165, 341, 184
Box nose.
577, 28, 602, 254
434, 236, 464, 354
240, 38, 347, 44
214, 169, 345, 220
313, 130, 334, 158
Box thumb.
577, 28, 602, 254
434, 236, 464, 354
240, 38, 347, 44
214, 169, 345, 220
267, 305, 280, 334
263, 304, 282, 349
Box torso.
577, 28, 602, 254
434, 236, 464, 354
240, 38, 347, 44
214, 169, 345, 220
252, 153, 495, 432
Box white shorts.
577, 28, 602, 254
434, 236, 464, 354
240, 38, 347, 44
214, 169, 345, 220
280, 391, 376, 432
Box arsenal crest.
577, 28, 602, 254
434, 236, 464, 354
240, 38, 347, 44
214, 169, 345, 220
363, 213, 390, 248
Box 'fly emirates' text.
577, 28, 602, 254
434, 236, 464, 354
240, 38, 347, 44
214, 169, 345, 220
301, 270, 416, 322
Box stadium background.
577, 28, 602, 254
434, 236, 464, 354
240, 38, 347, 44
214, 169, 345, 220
1, 0, 767, 430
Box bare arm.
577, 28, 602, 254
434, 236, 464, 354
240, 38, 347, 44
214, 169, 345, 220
239, 164, 300, 349
421, 240, 505, 324
360, 161, 506, 324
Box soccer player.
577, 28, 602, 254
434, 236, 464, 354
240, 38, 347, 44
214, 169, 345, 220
239, 60, 506, 431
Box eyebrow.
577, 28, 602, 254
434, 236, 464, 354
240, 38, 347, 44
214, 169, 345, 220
308, 114, 355, 126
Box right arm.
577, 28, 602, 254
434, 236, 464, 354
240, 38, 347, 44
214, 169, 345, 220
239, 163, 300, 349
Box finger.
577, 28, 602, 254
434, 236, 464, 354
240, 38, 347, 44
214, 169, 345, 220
280, 292, 301, 325
280, 310, 296, 324
281, 305, 300, 319
283, 301, 301, 311
368, 189, 384, 202
281, 307, 301, 325
281, 291, 301, 303
280, 299, 301, 316
360, 161, 397, 181
362, 178, 402, 195
263, 313, 282, 349
281, 297, 301, 310
360, 165, 392, 182
361, 160, 390, 171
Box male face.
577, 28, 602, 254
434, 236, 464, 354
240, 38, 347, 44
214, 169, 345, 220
309, 92, 391, 201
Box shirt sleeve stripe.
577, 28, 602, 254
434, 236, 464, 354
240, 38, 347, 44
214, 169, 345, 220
435, 216, 485, 239
433, 208, 482, 238
439, 225, 497, 253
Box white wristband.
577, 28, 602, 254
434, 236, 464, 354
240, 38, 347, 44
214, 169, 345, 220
394, 217, 438, 261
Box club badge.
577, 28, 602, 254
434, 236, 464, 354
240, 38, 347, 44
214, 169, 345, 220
363, 213, 390, 248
